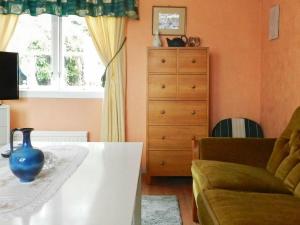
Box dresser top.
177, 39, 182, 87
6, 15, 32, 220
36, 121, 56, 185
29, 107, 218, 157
148, 47, 209, 50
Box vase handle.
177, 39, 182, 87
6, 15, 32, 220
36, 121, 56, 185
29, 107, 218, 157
10, 128, 21, 153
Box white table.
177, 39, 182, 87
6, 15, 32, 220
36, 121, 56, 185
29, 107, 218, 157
0, 142, 143, 225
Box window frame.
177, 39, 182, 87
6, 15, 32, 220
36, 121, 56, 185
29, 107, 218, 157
19, 89, 104, 99
10, 15, 104, 99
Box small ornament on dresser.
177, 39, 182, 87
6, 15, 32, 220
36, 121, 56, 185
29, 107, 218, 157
187, 37, 201, 47
152, 30, 162, 47
166, 35, 187, 47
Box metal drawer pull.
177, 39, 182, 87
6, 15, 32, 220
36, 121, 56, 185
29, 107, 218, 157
191, 110, 196, 115
160, 161, 165, 166
161, 136, 166, 140
160, 110, 166, 115
161, 84, 166, 89
192, 85, 196, 89
161, 59, 166, 63
192, 59, 196, 64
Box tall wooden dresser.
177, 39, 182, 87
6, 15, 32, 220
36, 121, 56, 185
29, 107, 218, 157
146, 47, 209, 183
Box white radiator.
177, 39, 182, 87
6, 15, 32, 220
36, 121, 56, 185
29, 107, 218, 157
13, 131, 88, 142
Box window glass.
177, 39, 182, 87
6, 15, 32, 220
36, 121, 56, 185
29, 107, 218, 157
7, 14, 104, 93
62, 16, 104, 90
8, 14, 53, 89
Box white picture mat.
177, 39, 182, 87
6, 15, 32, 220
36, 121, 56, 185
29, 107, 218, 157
152, 6, 186, 35
269, 4, 280, 40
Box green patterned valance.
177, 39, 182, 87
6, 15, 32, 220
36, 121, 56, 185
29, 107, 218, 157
0, 0, 138, 18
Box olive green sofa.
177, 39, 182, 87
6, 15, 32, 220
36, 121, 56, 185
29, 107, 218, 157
192, 107, 300, 225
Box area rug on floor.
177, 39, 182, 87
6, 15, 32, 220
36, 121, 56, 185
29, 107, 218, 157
142, 195, 182, 225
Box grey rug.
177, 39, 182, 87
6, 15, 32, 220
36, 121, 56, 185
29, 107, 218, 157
142, 195, 182, 225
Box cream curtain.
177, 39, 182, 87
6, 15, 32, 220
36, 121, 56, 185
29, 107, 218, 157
0, 15, 18, 51
86, 16, 126, 142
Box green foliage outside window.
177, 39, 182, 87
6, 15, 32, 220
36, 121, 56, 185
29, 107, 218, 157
65, 57, 83, 86
35, 56, 51, 85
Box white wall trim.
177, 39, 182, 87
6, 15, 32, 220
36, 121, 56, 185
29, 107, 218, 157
13, 131, 88, 142
20, 90, 104, 99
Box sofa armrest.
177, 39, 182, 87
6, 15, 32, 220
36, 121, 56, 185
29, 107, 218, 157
192, 137, 276, 168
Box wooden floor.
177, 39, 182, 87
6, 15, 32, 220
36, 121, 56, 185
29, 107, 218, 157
142, 176, 198, 225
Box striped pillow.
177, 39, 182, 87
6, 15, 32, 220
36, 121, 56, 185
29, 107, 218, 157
212, 118, 264, 138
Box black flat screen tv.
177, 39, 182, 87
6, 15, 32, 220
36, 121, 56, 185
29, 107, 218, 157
0, 51, 19, 100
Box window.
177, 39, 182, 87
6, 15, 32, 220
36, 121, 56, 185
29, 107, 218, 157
7, 15, 104, 98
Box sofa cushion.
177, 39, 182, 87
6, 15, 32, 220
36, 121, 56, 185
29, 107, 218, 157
274, 129, 300, 196
267, 107, 300, 174
198, 189, 300, 225
192, 160, 290, 194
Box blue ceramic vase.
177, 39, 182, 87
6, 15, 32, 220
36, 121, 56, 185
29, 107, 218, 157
9, 128, 44, 182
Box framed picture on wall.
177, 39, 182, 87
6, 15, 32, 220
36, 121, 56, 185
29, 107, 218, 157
269, 4, 280, 40
152, 6, 187, 36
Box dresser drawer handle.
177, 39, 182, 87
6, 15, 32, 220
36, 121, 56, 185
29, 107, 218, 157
161, 136, 166, 140
192, 136, 196, 140
160, 161, 165, 166
192, 85, 196, 89
160, 110, 166, 115
192, 59, 196, 64
191, 110, 196, 115
161, 84, 166, 89
161, 59, 166, 63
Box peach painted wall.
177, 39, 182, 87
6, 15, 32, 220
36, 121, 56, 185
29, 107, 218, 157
4, 99, 101, 141
261, 0, 300, 137
127, 0, 262, 169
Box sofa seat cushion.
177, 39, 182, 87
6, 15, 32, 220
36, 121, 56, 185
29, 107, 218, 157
199, 189, 300, 225
273, 129, 300, 196
192, 160, 291, 194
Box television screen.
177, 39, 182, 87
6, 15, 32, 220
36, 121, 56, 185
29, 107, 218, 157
0, 51, 19, 100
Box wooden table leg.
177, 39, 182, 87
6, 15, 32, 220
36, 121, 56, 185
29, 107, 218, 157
145, 174, 152, 185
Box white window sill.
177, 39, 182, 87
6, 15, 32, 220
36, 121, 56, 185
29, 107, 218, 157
20, 90, 104, 99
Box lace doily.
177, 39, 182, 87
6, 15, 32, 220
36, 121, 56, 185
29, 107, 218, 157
0, 145, 89, 221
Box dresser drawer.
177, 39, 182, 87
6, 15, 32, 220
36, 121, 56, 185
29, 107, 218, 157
178, 75, 208, 99
148, 151, 192, 176
148, 49, 177, 73
148, 101, 208, 125
148, 75, 177, 98
148, 126, 208, 149
178, 49, 208, 74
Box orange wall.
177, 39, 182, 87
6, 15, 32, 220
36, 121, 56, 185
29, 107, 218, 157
5, 0, 263, 170
127, 0, 262, 169
5, 99, 101, 141
261, 0, 300, 137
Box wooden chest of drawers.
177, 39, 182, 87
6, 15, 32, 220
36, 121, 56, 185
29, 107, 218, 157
147, 47, 209, 182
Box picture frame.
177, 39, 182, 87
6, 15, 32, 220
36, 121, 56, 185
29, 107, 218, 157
269, 4, 280, 40
152, 6, 187, 36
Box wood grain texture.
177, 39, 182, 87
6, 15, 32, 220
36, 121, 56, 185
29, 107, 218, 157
147, 47, 209, 181
142, 176, 198, 225
148, 151, 192, 176
148, 49, 177, 73
148, 75, 177, 98
178, 75, 208, 100
148, 101, 208, 125
148, 125, 208, 150
178, 49, 208, 74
